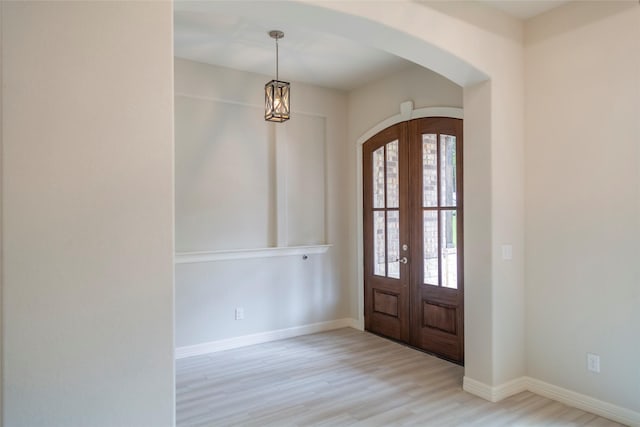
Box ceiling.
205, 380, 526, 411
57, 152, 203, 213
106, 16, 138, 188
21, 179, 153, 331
174, 1, 569, 92
479, 0, 570, 19
174, 10, 413, 91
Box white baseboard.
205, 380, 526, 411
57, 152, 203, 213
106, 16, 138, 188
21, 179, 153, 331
175, 318, 358, 359
353, 317, 365, 331
463, 376, 528, 403
464, 376, 640, 426
462, 376, 493, 401
526, 377, 640, 427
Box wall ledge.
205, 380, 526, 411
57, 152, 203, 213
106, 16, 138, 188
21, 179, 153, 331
463, 376, 640, 426
175, 318, 358, 359
175, 244, 331, 264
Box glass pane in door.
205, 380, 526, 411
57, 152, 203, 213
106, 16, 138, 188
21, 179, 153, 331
386, 141, 399, 208
440, 134, 457, 207
423, 211, 438, 285
387, 210, 400, 279
374, 211, 386, 276
422, 134, 437, 207
373, 146, 385, 208
441, 210, 458, 289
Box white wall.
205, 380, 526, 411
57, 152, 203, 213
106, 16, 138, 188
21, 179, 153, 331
0, 3, 3, 418
525, 2, 640, 413
462, 80, 494, 386
348, 64, 463, 141
174, 59, 350, 347
175, 85, 326, 251
175, 94, 277, 251
2, 3, 175, 426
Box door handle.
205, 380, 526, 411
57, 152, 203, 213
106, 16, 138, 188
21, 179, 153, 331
399, 257, 408, 264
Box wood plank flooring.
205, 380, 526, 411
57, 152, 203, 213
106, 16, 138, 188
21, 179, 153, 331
176, 328, 624, 426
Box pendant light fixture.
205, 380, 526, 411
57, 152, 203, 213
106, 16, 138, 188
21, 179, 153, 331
265, 30, 290, 123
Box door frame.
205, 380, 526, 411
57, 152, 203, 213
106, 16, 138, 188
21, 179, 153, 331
356, 104, 464, 330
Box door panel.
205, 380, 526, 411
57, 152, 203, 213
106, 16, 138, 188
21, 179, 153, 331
410, 118, 464, 363
363, 124, 409, 343
364, 117, 464, 364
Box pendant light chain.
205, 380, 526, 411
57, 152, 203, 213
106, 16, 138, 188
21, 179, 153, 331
275, 36, 279, 83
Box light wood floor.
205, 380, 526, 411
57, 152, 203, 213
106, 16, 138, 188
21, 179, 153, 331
176, 328, 623, 426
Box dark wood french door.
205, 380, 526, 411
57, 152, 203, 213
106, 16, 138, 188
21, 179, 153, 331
363, 117, 464, 363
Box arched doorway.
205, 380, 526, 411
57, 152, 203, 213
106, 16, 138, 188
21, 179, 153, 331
174, 0, 517, 395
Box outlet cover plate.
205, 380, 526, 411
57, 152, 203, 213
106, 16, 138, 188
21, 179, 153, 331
587, 353, 600, 373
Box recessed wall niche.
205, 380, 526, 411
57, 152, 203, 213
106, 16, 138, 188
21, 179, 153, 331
174, 94, 326, 252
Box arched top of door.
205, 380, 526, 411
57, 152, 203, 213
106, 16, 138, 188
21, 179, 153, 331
357, 101, 463, 146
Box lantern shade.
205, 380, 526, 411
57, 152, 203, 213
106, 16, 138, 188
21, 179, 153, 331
265, 79, 290, 122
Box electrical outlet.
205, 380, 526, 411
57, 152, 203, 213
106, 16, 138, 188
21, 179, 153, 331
587, 353, 600, 373
501, 244, 513, 260
235, 307, 244, 320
